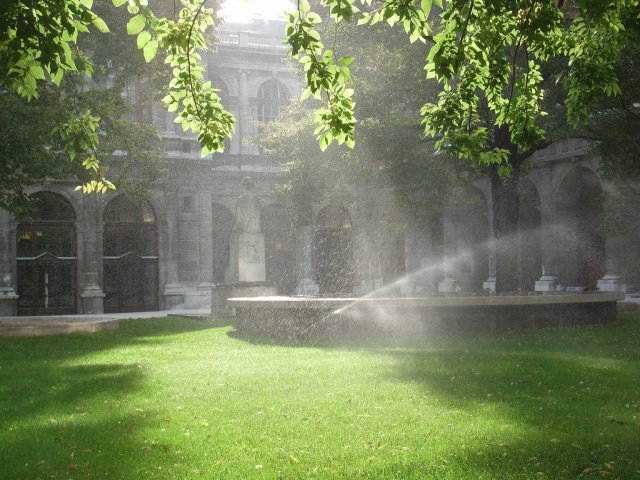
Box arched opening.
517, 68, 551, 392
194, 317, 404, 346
555, 167, 604, 289
262, 204, 296, 294
103, 195, 158, 312
315, 206, 354, 295
212, 203, 235, 284
518, 179, 542, 291
448, 188, 490, 292
16, 192, 77, 315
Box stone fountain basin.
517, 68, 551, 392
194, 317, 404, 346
228, 292, 625, 338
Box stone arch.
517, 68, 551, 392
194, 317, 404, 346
554, 166, 604, 289
315, 205, 354, 295
518, 178, 542, 291
261, 203, 296, 294
210, 75, 231, 101
212, 202, 235, 284
102, 195, 159, 312
16, 191, 78, 315
446, 186, 490, 292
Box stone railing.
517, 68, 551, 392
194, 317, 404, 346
218, 31, 288, 50
210, 153, 285, 171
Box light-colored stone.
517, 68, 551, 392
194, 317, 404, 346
535, 275, 557, 292
597, 274, 624, 292
438, 277, 458, 294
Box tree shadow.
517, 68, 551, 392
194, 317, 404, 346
0, 316, 219, 479
372, 320, 640, 478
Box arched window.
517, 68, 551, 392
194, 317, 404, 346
17, 192, 77, 315
256, 80, 289, 123
103, 195, 158, 312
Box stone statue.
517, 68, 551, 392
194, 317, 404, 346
228, 177, 266, 282
234, 177, 261, 234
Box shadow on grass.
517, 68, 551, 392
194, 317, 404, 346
0, 316, 220, 479
232, 315, 640, 477
371, 318, 640, 478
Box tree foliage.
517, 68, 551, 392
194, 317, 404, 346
264, 15, 477, 231
0, 0, 233, 214
285, 0, 640, 168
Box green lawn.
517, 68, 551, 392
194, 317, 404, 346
0, 314, 639, 479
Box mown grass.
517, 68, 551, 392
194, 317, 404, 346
0, 313, 638, 479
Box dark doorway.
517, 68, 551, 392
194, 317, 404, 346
518, 180, 542, 291
449, 188, 490, 292
262, 204, 296, 294
555, 167, 605, 289
103, 195, 158, 312
315, 206, 354, 295
17, 192, 77, 315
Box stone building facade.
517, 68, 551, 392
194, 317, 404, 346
0, 20, 637, 317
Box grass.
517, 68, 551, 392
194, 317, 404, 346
0, 314, 639, 480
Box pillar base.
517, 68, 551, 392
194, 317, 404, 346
0, 287, 19, 317
163, 283, 186, 310
482, 277, 496, 293
535, 275, 557, 293
80, 285, 106, 314
597, 274, 624, 292
296, 278, 319, 296
438, 277, 458, 294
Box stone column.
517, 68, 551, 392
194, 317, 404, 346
597, 236, 625, 292
239, 70, 252, 155
483, 196, 497, 293
295, 225, 319, 295
0, 209, 18, 316
535, 187, 559, 292
79, 196, 105, 314
162, 189, 186, 309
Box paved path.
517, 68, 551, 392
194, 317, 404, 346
0, 309, 212, 338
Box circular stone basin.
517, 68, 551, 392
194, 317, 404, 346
228, 292, 625, 338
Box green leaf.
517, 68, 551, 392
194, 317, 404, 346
112, 0, 127, 6
421, 0, 432, 17
127, 14, 146, 35
28, 65, 45, 81
340, 55, 355, 66
92, 16, 110, 33
137, 30, 151, 49
143, 40, 158, 62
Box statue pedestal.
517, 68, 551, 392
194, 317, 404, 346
535, 275, 557, 293
229, 232, 266, 283
597, 274, 624, 292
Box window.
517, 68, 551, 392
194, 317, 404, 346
256, 80, 289, 123
17, 192, 77, 315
